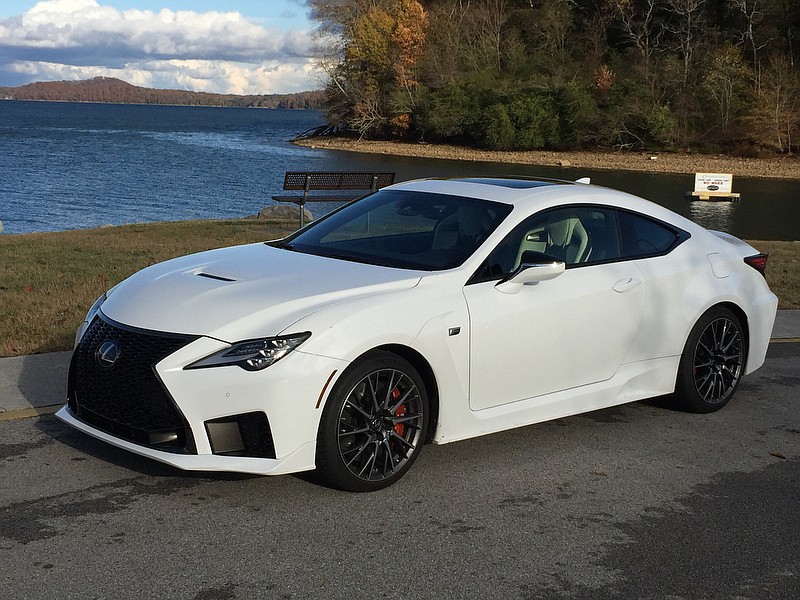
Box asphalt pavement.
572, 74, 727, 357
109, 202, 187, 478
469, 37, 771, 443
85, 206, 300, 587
1, 310, 798, 416
0, 340, 798, 599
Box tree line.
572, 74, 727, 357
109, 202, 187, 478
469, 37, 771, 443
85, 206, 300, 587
311, 0, 800, 154
0, 77, 325, 110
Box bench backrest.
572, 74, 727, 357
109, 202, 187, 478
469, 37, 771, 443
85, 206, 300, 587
282, 172, 395, 191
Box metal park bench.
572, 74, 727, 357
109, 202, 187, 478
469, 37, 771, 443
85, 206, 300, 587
272, 171, 396, 227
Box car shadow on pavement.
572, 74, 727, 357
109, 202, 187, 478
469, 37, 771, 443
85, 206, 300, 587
641, 394, 684, 411
33, 413, 257, 482
11, 345, 257, 482
12, 350, 71, 412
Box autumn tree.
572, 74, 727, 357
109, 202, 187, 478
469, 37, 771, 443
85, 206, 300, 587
666, 0, 706, 86
309, 0, 800, 153
614, 0, 668, 102
523, 0, 576, 80
702, 44, 754, 133
390, 0, 428, 134
312, 0, 428, 138
750, 53, 800, 151
728, 0, 770, 89
471, 0, 515, 73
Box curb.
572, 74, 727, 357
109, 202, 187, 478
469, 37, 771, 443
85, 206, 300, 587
0, 404, 61, 422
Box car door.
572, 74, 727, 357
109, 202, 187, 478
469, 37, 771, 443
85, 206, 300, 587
464, 206, 646, 411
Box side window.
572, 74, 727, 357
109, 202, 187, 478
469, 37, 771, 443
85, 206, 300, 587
471, 206, 621, 282
618, 211, 680, 258
578, 208, 620, 263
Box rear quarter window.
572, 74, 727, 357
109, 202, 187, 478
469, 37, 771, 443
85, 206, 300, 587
618, 211, 684, 258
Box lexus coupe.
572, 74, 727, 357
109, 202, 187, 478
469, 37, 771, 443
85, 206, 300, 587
57, 177, 778, 491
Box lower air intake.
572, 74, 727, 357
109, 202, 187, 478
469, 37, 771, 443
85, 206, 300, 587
205, 412, 276, 459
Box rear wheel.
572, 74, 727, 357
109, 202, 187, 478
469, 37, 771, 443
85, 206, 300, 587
675, 307, 746, 413
316, 351, 428, 492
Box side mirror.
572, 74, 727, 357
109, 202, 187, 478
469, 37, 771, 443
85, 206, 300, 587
495, 251, 565, 294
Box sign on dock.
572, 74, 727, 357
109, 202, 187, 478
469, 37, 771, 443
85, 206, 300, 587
687, 173, 740, 201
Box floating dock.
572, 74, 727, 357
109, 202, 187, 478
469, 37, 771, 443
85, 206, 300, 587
686, 173, 740, 202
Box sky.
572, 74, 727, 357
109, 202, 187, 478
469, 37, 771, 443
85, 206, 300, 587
0, 0, 324, 94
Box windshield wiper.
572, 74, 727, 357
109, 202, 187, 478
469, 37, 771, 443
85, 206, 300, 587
317, 250, 363, 263
269, 242, 377, 265
268, 240, 294, 251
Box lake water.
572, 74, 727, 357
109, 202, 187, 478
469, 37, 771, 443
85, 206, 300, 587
1, 100, 798, 240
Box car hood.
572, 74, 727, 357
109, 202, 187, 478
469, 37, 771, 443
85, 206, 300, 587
101, 243, 424, 342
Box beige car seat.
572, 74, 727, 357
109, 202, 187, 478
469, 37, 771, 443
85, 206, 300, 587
432, 205, 492, 250
515, 214, 589, 268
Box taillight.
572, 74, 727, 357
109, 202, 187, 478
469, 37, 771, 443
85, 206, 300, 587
744, 253, 768, 277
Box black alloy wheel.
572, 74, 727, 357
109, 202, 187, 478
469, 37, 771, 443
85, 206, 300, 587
316, 351, 428, 492
675, 306, 746, 413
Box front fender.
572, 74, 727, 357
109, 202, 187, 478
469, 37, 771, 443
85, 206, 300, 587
288, 273, 471, 426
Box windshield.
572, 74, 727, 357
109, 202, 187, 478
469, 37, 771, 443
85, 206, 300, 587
277, 190, 513, 271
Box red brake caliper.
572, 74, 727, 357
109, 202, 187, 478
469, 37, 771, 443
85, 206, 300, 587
391, 387, 406, 436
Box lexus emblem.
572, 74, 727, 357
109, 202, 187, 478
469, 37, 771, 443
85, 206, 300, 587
95, 340, 121, 368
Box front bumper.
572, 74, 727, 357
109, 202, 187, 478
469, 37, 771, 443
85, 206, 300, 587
59, 316, 347, 475
56, 406, 319, 475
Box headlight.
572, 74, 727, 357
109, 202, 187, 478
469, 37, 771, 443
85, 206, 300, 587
75, 292, 108, 347
186, 332, 311, 371
85, 292, 108, 323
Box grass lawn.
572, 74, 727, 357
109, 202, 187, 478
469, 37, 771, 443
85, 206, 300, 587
0, 220, 796, 358
0, 219, 295, 357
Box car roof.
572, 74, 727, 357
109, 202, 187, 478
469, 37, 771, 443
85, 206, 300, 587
390, 176, 616, 205
388, 176, 707, 236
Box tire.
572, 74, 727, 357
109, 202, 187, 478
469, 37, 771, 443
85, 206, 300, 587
675, 306, 746, 413
316, 351, 429, 492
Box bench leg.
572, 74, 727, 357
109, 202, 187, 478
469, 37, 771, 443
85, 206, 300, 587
301, 177, 311, 228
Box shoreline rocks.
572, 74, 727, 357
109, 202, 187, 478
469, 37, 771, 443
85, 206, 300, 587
256, 204, 313, 223
294, 138, 800, 181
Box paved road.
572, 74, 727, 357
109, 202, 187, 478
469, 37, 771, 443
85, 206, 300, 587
1, 343, 798, 600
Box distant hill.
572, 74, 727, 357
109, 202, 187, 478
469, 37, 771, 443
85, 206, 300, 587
0, 77, 324, 109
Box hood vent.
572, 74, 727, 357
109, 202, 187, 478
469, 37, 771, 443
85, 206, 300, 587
196, 272, 236, 282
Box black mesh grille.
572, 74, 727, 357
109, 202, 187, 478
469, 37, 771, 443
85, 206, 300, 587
68, 314, 198, 453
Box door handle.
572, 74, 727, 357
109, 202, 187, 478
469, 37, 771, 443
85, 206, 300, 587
612, 277, 642, 293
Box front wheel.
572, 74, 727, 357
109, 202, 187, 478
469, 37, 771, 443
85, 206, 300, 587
675, 307, 746, 413
316, 351, 428, 492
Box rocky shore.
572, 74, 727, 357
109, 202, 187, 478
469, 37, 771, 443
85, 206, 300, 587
295, 138, 800, 180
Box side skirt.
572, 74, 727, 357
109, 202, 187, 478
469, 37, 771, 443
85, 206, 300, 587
432, 356, 679, 445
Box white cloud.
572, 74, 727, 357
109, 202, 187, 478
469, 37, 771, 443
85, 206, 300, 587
8, 60, 156, 87
0, 0, 321, 93
7, 57, 321, 94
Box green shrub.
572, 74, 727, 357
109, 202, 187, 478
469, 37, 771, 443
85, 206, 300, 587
646, 105, 677, 147
480, 103, 516, 149
418, 82, 486, 141
507, 92, 560, 149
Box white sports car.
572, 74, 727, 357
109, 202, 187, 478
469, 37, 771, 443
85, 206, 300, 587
57, 177, 778, 491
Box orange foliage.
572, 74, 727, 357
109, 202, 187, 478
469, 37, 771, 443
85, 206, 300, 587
393, 0, 428, 90
390, 113, 412, 136
594, 65, 615, 94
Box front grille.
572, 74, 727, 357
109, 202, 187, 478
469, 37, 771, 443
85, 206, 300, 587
68, 313, 198, 453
